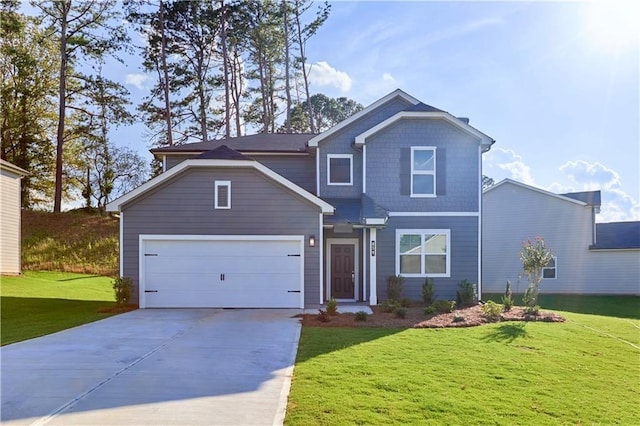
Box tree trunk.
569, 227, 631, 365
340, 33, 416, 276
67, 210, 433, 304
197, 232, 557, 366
53, 1, 70, 213
294, 3, 315, 133
282, 0, 292, 133
220, 0, 231, 138
159, 0, 174, 146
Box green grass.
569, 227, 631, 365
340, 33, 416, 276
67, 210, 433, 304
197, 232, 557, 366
22, 210, 118, 276
286, 312, 640, 425
1, 271, 117, 346
483, 293, 640, 319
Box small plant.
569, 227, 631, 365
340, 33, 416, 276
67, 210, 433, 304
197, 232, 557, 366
456, 279, 476, 307
433, 300, 456, 313
452, 315, 465, 323
380, 299, 399, 313
520, 237, 553, 309
422, 277, 436, 306
112, 276, 133, 306
393, 307, 407, 319
482, 300, 503, 321
326, 297, 338, 316
501, 280, 514, 311
424, 305, 436, 315
354, 311, 368, 322
525, 305, 540, 316
317, 309, 330, 322
386, 275, 404, 301
399, 297, 412, 308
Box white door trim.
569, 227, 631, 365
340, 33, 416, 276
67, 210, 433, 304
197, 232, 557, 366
139, 234, 305, 309
325, 238, 359, 301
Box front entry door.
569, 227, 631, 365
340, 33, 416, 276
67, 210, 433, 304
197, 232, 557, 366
331, 244, 355, 299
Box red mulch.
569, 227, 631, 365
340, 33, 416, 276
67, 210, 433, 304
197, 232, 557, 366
296, 304, 565, 328
97, 304, 138, 314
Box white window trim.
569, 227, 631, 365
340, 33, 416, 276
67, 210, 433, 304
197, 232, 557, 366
214, 180, 231, 209
395, 229, 451, 278
542, 255, 557, 280
410, 146, 436, 198
327, 154, 353, 186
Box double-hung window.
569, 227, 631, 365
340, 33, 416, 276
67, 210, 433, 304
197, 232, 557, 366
214, 180, 231, 209
411, 147, 436, 197
396, 229, 450, 277
542, 256, 557, 279
327, 154, 353, 185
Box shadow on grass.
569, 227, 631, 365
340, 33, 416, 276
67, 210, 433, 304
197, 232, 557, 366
1, 296, 116, 346
482, 323, 527, 343
57, 275, 104, 281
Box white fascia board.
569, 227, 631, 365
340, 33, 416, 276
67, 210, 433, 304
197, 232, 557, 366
364, 218, 387, 225
152, 151, 203, 160
0, 159, 29, 177
484, 178, 588, 206
308, 89, 419, 148
388, 211, 479, 217
106, 159, 335, 214
354, 111, 494, 148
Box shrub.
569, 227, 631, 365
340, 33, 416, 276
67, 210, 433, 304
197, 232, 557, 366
380, 299, 399, 313
424, 306, 436, 315
386, 275, 404, 301
354, 311, 368, 322
317, 309, 329, 322
520, 237, 553, 308
422, 277, 436, 306
326, 297, 338, 315
456, 279, 476, 307
501, 280, 514, 311
433, 300, 456, 313
525, 305, 540, 316
399, 297, 412, 308
482, 300, 503, 321
112, 277, 133, 306
452, 315, 465, 323
393, 307, 407, 319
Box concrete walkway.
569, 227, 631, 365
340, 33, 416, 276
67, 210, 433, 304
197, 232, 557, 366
1, 309, 301, 425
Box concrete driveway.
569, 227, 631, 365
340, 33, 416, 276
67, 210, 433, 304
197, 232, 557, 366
1, 309, 301, 425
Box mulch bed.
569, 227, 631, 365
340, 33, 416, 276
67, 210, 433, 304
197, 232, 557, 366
97, 304, 139, 314
296, 304, 565, 328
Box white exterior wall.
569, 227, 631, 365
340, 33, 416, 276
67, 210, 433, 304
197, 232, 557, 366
0, 168, 23, 274
583, 250, 640, 295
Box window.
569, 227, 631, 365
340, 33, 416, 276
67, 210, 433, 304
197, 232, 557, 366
543, 256, 557, 279
411, 147, 436, 197
396, 229, 450, 277
327, 154, 353, 185
214, 180, 231, 209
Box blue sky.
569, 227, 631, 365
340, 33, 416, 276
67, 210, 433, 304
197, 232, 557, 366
25, 1, 640, 221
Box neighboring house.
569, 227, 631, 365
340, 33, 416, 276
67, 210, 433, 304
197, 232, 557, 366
0, 159, 28, 275
107, 89, 495, 308
483, 179, 640, 295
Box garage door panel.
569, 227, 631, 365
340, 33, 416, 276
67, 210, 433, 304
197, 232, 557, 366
141, 237, 303, 308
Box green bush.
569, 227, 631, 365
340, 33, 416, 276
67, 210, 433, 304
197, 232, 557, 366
326, 297, 338, 316
317, 309, 329, 322
501, 280, 514, 311
354, 311, 368, 322
456, 279, 476, 307
481, 301, 503, 321
422, 277, 436, 306
393, 307, 407, 319
112, 277, 133, 306
525, 305, 540, 316
380, 299, 399, 313
424, 306, 436, 315
399, 297, 412, 308
433, 300, 456, 313
452, 315, 465, 323
386, 275, 404, 301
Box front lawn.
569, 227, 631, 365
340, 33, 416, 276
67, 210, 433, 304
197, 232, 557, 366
0, 271, 117, 346
286, 311, 640, 424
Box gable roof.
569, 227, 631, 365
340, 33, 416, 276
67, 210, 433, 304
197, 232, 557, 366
561, 190, 602, 207
151, 133, 314, 157
194, 145, 252, 160
592, 222, 640, 249
308, 89, 420, 148
484, 179, 590, 206
106, 158, 334, 214
406, 102, 445, 113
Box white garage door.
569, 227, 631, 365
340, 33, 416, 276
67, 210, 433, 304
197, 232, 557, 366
141, 236, 303, 308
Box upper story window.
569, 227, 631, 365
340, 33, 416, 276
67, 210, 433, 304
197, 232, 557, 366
543, 256, 557, 279
327, 154, 353, 186
396, 229, 450, 277
411, 147, 436, 197
214, 180, 231, 209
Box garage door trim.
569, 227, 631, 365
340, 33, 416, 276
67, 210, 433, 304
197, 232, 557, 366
139, 234, 305, 308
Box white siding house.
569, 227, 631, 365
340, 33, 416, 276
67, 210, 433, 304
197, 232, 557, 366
482, 179, 639, 295
0, 159, 28, 275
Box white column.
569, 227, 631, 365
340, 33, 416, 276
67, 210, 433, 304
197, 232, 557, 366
362, 228, 367, 302
369, 228, 377, 305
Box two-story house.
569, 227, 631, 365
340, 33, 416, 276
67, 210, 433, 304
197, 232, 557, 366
107, 89, 495, 308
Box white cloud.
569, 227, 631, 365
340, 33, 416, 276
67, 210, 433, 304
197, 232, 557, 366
125, 73, 149, 90
482, 147, 535, 185
307, 61, 352, 92
382, 72, 395, 82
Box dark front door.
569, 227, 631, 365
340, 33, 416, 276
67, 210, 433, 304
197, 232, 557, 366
331, 244, 354, 299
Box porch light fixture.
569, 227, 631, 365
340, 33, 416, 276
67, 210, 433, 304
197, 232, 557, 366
371, 240, 376, 256
309, 235, 316, 247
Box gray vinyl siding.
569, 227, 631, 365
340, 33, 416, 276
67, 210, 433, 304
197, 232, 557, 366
482, 182, 639, 295
0, 169, 22, 274
165, 154, 196, 170
366, 119, 480, 212
376, 216, 479, 301
254, 155, 316, 194
319, 97, 413, 198
121, 167, 322, 306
